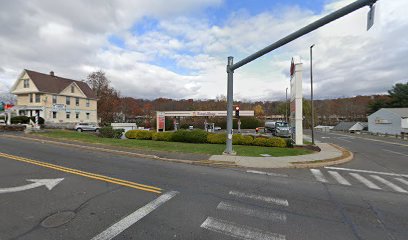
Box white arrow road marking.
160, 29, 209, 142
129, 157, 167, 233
0, 178, 64, 194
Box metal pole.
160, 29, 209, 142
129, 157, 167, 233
225, 56, 234, 154
230, 0, 377, 71
310, 45, 315, 145
285, 87, 288, 123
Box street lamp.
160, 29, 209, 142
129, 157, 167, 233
285, 87, 288, 123
310, 44, 315, 145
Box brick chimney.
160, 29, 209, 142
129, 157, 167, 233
50, 71, 54, 76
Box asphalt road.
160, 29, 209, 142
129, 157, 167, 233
0, 132, 407, 240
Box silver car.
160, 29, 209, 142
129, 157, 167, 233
74, 123, 99, 132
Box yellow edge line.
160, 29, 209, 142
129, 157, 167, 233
0, 152, 161, 191
0, 153, 161, 194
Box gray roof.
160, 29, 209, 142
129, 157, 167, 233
332, 122, 357, 131
382, 108, 408, 118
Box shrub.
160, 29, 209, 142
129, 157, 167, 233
285, 138, 294, 148
152, 132, 174, 141
252, 137, 269, 147
125, 130, 153, 140
267, 137, 287, 148
171, 129, 208, 143
232, 134, 254, 145
207, 133, 226, 144
11, 116, 30, 124
99, 127, 123, 139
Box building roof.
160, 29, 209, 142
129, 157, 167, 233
382, 108, 408, 118
332, 122, 357, 131
24, 69, 97, 99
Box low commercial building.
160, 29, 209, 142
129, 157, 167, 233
368, 108, 408, 135
10, 69, 98, 128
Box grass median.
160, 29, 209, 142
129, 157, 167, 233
33, 130, 313, 157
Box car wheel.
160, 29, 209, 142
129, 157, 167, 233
77, 128, 82, 132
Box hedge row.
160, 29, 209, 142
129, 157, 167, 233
11, 116, 45, 124
124, 129, 289, 148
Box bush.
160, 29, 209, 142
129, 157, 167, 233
125, 130, 153, 140
233, 134, 254, 145
11, 116, 30, 124
253, 137, 287, 148
207, 133, 226, 144
171, 129, 208, 143
285, 138, 294, 148
152, 132, 174, 141
99, 127, 123, 139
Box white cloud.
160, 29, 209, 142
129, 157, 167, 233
0, 0, 406, 101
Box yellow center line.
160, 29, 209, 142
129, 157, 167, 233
0, 152, 162, 194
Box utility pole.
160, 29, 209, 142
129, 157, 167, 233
285, 87, 288, 123
224, 56, 234, 154
310, 44, 315, 145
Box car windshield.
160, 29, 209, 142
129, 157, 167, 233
276, 122, 288, 127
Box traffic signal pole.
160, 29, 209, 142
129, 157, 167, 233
224, 0, 377, 154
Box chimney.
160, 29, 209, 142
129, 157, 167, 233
50, 71, 54, 76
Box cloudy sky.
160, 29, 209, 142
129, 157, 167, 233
0, 0, 406, 101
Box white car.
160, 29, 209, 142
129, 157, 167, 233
0, 119, 6, 125
74, 123, 99, 132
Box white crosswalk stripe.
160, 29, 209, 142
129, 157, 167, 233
217, 201, 287, 223
328, 171, 351, 185
201, 217, 286, 240
310, 169, 328, 183
349, 173, 382, 190
229, 190, 289, 207
395, 177, 408, 186
370, 175, 408, 193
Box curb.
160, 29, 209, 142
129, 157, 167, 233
289, 143, 353, 168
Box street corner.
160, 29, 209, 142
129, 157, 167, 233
0, 153, 167, 240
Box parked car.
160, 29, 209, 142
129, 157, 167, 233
74, 123, 99, 132
214, 126, 222, 131
0, 119, 6, 125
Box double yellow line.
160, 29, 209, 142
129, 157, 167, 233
0, 152, 162, 194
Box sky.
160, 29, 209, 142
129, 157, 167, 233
0, 0, 406, 101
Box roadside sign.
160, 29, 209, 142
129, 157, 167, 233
367, 4, 375, 31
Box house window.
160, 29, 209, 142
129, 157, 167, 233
66, 96, 70, 105
86, 99, 90, 107
52, 95, 57, 104
23, 79, 29, 88
71, 85, 75, 93
86, 113, 90, 120
76, 112, 80, 119
29, 93, 33, 103
53, 112, 57, 119
75, 97, 79, 106
35, 94, 41, 103
66, 112, 70, 119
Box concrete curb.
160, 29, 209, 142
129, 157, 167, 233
289, 143, 353, 168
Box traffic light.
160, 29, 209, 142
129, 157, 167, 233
235, 106, 240, 117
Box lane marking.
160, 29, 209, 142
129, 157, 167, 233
0, 152, 162, 194
246, 170, 288, 177
328, 171, 351, 186
325, 132, 408, 147
349, 173, 381, 190
395, 178, 408, 186
217, 201, 287, 223
336, 138, 352, 143
92, 191, 178, 240
310, 169, 328, 183
325, 166, 408, 178
200, 217, 286, 240
382, 149, 408, 157
0, 178, 64, 194
370, 175, 407, 193
229, 191, 289, 207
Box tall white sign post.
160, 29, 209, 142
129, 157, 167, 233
289, 57, 303, 145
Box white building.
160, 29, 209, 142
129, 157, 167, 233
368, 108, 408, 135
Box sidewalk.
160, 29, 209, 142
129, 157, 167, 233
1, 132, 352, 169
209, 143, 351, 168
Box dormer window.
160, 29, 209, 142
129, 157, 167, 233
71, 85, 75, 93
23, 79, 29, 88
